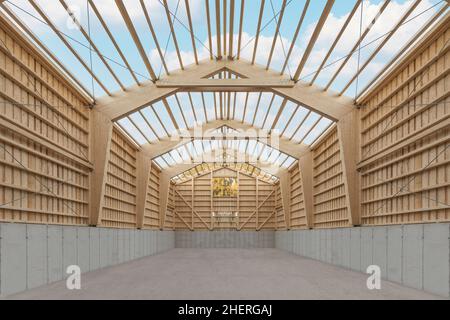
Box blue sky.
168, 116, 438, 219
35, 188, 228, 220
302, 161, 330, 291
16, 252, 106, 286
2, 0, 447, 158
4, 0, 445, 96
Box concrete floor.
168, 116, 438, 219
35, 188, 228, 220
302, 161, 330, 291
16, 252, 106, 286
6, 249, 444, 300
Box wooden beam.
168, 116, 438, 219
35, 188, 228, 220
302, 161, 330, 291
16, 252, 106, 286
0, 116, 92, 173
140, 0, 169, 74
228, 0, 235, 59
337, 109, 361, 226
205, 0, 214, 59
140, 120, 310, 159
224, 59, 355, 120
310, 0, 362, 85
0, 7, 93, 102
95, 59, 354, 122
293, 0, 334, 81
162, 0, 184, 69
159, 170, 172, 229
223, 0, 227, 57
185, 0, 199, 64
252, 0, 266, 64
135, 152, 152, 229
325, 0, 390, 91
95, 82, 175, 121
59, 0, 125, 91
115, 0, 157, 81
266, 0, 287, 69
89, 110, 113, 226
357, 9, 450, 104
215, 0, 222, 59
281, 0, 310, 75
174, 189, 211, 230
299, 153, 314, 229
257, 210, 276, 231
237, 0, 245, 59
157, 78, 294, 88
28, 0, 111, 96
339, 0, 421, 95
238, 190, 275, 230
278, 170, 291, 229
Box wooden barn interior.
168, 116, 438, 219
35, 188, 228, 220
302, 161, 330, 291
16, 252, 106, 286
0, 0, 449, 299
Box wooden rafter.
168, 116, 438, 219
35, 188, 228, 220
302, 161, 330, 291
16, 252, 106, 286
339, 0, 421, 95
310, 0, 362, 85
324, 0, 391, 90
293, 0, 335, 81
252, 0, 266, 64
184, 0, 199, 65
28, 0, 111, 96
281, 0, 310, 75
140, 0, 169, 75
162, 0, 184, 70
266, 0, 287, 70
115, 0, 157, 81
59, 0, 125, 91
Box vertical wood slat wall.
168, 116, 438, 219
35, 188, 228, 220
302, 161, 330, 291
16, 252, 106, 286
275, 182, 286, 230
143, 163, 160, 229
359, 26, 450, 225
0, 19, 90, 225
164, 182, 176, 229
101, 128, 137, 228
174, 178, 193, 229
312, 128, 349, 228
289, 165, 306, 229
194, 170, 212, 229
212, 168, 238, 229
171, 167, 277, 230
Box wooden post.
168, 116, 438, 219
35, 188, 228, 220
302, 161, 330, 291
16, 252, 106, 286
278, 170, 290, 229
159, 171, 172, 230
89, 110, 113, 226
256, 177, 259, 229
135, 151, 152, 229
191, 178, 194, 230
299, 152, 314, 229
337, 109, 361, 226
210, 171, 214, 230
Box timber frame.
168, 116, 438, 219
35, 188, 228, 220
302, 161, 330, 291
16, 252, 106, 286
0, 1, 448, 231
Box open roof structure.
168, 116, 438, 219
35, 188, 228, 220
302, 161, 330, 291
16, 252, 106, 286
1, 0, 447, 179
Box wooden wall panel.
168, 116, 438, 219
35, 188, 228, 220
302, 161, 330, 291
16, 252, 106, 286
143, 163, 160, 229
174, 179, 194, 229
100, 128, 137, 228
275, 182, 287, 230
359, 26, 450, 225
172, 167, 277, 230
163, 182, 176, 230
0, 20, 90, 225
194, 171, 213, 229
289, 165, 306, 229
312, 128, 350, 228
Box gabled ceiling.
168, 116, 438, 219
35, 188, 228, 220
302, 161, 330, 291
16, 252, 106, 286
2, 0, 445, 97
171, 162, 280, 185
2, 0, 447, 174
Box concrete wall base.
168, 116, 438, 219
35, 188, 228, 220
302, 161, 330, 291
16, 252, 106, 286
175, 231, 275, 248
0, 223, 175, 297
275, 223, 450, 297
